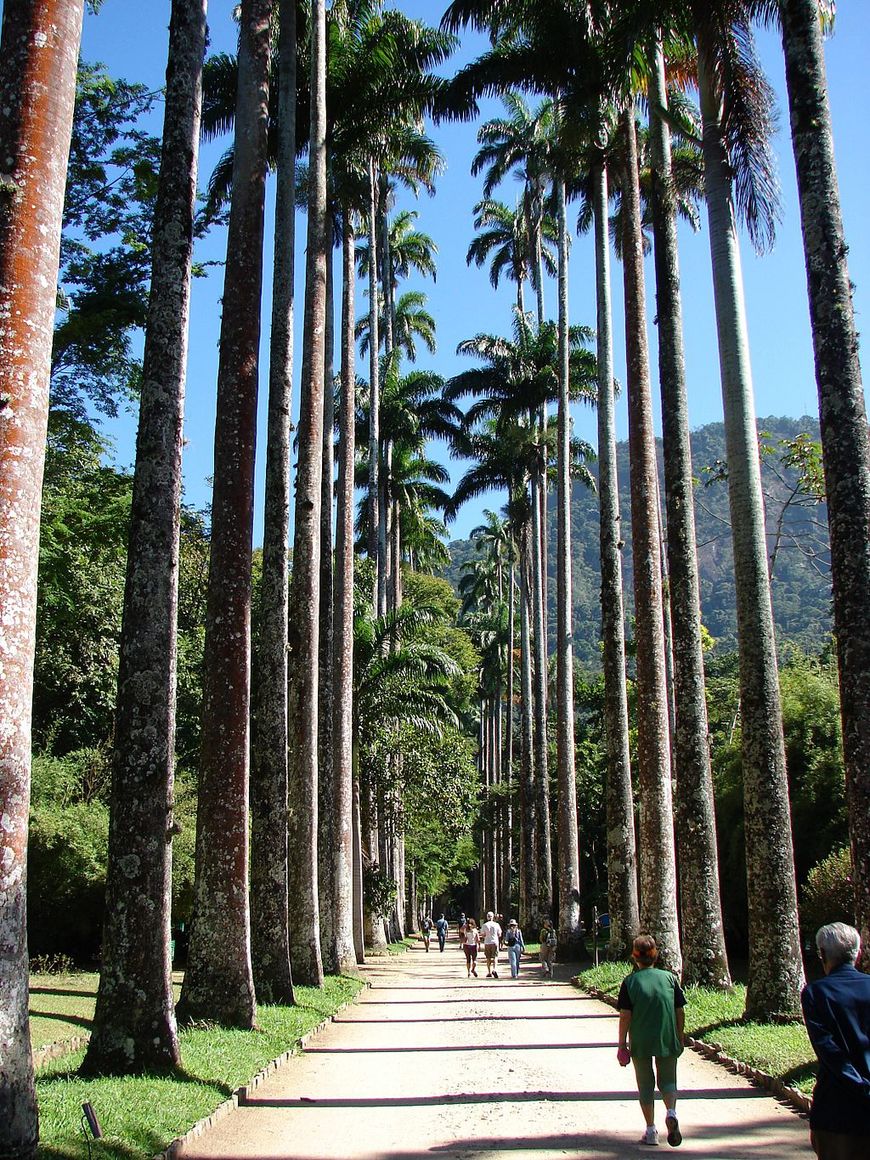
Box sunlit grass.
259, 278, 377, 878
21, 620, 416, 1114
576, 962, 816, 1095
35, 974, 364, 1160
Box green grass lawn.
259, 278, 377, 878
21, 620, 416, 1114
576, 962, 817, 1095
32, 973, 364, 1160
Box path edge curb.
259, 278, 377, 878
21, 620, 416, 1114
574, 980, 812, 1119
154, 979, 370, 1160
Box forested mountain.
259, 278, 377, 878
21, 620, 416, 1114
446, 416, 832, 668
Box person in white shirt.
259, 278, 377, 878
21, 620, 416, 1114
481, 911, 503, 978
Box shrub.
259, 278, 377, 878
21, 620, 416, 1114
800, 846, 854, 937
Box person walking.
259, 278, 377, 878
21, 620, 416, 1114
421, 914, 433, 952
504, 918, 525, 979
617, 934, 686, 1148
462, 917, 480, 977
436, 913, 449, 953
482, 910, 503, 977
801, 922, 870, 1160
539, 918, 557, 977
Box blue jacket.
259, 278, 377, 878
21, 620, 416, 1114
801, 963, 870, 1135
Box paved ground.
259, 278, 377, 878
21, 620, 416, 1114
179, 936, 814, 1159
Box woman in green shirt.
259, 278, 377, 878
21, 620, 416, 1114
617, 934, 686, 1147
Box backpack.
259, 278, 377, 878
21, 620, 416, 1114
422, 918, 432, 932
506, 931, 518, 947
546, 930, 557, 947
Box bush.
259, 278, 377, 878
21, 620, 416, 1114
800, 846, 854, 937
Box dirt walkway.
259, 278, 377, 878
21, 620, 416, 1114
178, 936, 813, 1159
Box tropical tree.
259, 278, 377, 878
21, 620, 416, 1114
0, 0, 85, 1152
646, 37, 730, 987
176, 0, 272, 1028
82, 0, 208, 1074
778, 0, 870, 959
356, 289, 436, 364
249, 0, 298, 1006
285, 0, 328, 988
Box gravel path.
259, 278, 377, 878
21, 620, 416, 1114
178, 936, 814, 1159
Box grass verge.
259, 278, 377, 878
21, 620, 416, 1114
575, 962, 817, 1095
35, 974, 365, 1160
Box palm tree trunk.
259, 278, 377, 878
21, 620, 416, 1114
555, 180, 582, 954
250, 0, 295, 1008
317, 233, 337, 973
530, 461, 553, 924
780, 0, 870, 961
83, 0, 207, 1073
366, 158, 380, 568
286, 0, 327, 989
503, 562, 516, 913
177, 0, 271, 1028
648, 40, 730, 989
697, 38, 802, 1017
0, 0, 84, 1146
620, 104, 681, 977
331, 212, 359, 975
592, 157, 638, 961
518, 521, 538, 922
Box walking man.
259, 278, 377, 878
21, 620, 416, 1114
482, 911, 502, 978
801, 922, 870, 1160
436, 913, 448, 953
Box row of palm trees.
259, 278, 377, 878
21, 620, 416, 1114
1, 3, 868, 1158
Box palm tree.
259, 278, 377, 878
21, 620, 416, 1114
618, 99, 682, 976
286, 0, 328, 989
472, 93, 557, 324
250, 0, 297, 1009
356, 289, 436, 364
466, 198, 546, 316
176, 0, 272, 1028
778, 0, 870, 959
646, 37, 730, 988
693, 8, 802, 1017
82, 0, 208, 1073
0, 1, 85, 1150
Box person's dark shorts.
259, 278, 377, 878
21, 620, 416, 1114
811, 1128, 870, 1160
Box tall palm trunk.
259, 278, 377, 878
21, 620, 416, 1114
317, 241, 336, 971
555, 181, 581, 953
648, 40, 729, 989
286, 0, 327, 989
530, 459, 553, 923
83, 0, 208, 1074
592, 157, 639, 960
697, 39, 802, 1017
518, 520, 538, 921
366, 159, 380, 569
502, 562, 516, 913
0, 0, 84, 1148
780, 0, 870, 959
620, 104, 681, 976
331, 212, 359, 975
250, 0, 295, 1007
177, 0, 271, 1028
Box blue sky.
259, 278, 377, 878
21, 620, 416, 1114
73, 2, 870, 541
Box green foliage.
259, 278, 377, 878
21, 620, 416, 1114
800, 847, 854, 937
54, 62, 162, 419
363, 867, 398, 919
709, 647, 847, 950
28, 757, 110, 958
35, 413, 131, 753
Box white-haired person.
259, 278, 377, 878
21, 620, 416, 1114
801, 922, 870, 1160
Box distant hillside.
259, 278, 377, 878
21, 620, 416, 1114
444, 416, 832, 669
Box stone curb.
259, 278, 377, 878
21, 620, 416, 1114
155, 982, 369, 1160
33, 1034, 89, 1070
576, 982, 812, 1118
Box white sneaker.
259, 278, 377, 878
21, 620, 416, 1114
640, 1126, 659, 1146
